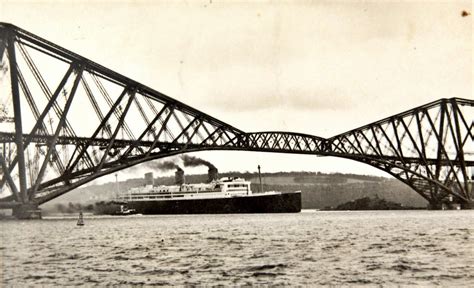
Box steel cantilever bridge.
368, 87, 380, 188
0, 23, 473, 218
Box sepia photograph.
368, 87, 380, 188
0, 0, 472, 286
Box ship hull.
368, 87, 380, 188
127, 192, 301, 214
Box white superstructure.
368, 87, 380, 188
118, 177, 280, 202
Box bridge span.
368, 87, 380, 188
0, 23, 472, 218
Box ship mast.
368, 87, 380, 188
258, 165, 263, 193
115, 173, 119, 199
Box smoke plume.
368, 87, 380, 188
155, 161, 182, 171
140, 158, 182, 171
181, 155, 215, 169
133, 155, 214, 173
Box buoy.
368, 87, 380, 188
77, 211, 84, 226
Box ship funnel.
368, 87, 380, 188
208, 167, 218, 183
175, 168, 185, 185
144, 172, 154, 186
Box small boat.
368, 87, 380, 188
77, 211, 84, 226
111, 205, 138, 216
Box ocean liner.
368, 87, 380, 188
117, 168, 301, 214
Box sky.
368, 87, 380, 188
0, 0, 472, 182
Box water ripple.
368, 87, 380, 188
1, 211, 473, 286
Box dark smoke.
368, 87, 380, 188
135, 156, 215, 172
151, 160, 182, 171
181, 155, 215, 169
125, 157, 183, 173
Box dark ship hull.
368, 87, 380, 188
127, 192, 301, 214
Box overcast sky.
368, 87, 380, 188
1, 1, 472, 181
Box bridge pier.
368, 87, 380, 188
12, 203, 42, 219
427, 201, 473, 210
460, 201, 474, 210
427, 202, 446, 210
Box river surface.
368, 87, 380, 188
1, 210, 473, 286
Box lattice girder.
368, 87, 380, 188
0, 23, 473, 208
0, 23, 245, 204
327, 98, 473, 203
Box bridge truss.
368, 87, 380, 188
0, 23, 472, 216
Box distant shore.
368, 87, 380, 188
322, 196, 421, 211
40, 171, 427, 213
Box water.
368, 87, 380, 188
1, 210, 473, 286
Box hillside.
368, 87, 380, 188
41, 171, 427, 211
